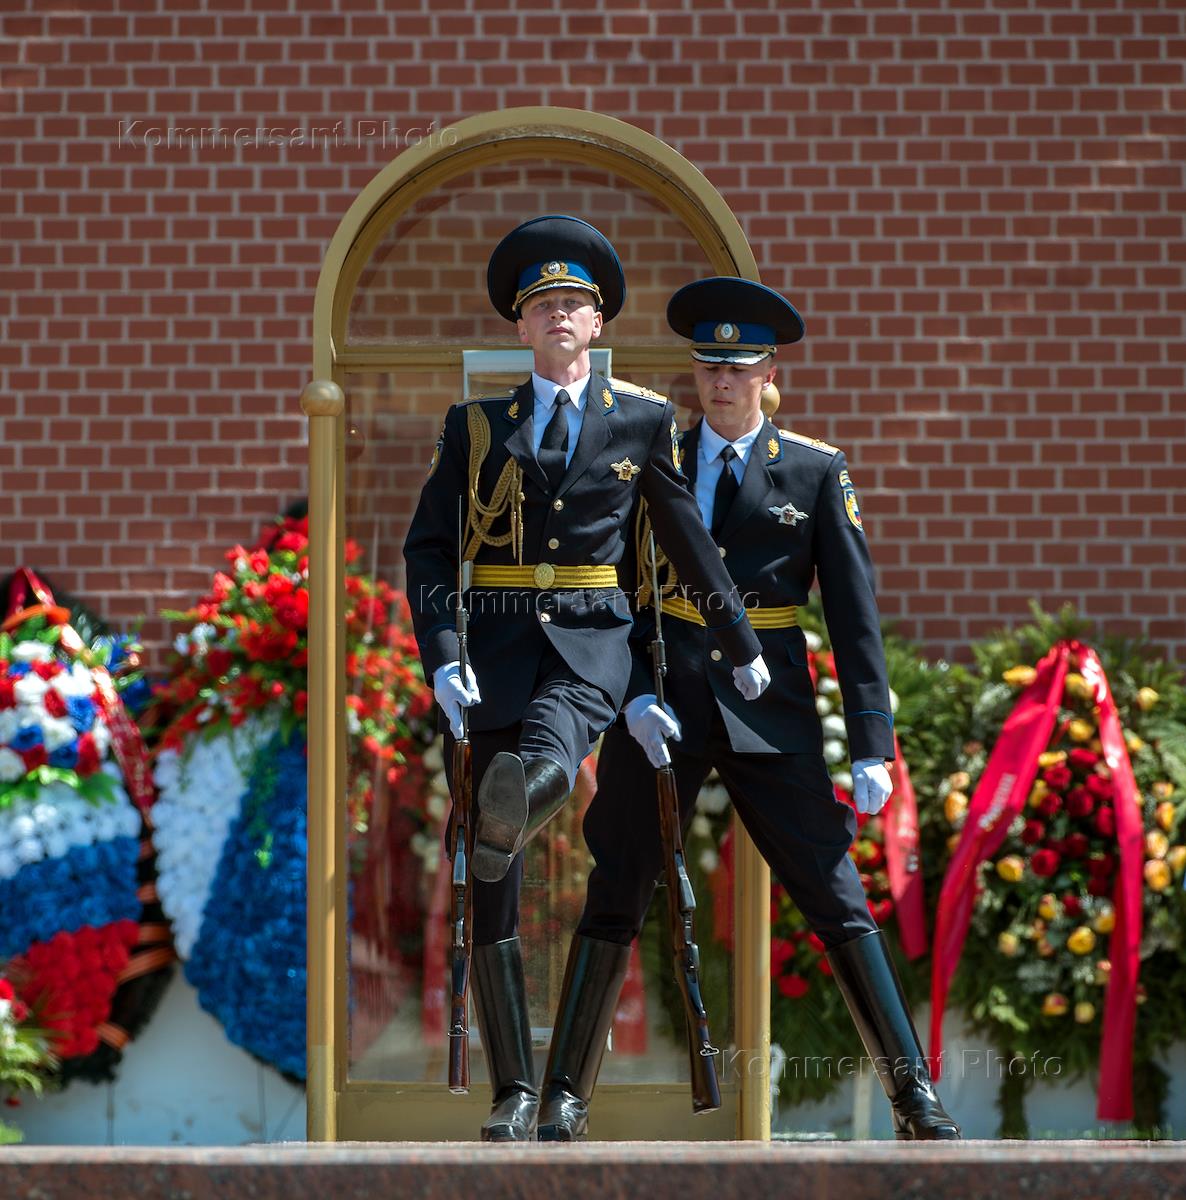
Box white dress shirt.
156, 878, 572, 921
531, 371, 590, 467
694, 416, 764, 528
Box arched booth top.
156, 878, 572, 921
312, 107, 759, 377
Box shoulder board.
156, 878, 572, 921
461, 389, 516, 406
779, 428, 839, 455
609, 377, 667, 405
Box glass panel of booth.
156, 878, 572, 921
340, 362, 736, 1092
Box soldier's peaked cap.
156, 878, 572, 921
487, 215, 626, 323
667, 276, 805, 365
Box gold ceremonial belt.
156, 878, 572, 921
469, 564, 619, 590
660, 594, 799, 630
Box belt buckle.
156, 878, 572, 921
533, 562, 556, 589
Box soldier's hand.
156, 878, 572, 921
624, 693, 681, 769
852, 758, 893, 815
732, 654, 771, 701
432, 661, 482, 739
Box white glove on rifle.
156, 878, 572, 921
732, 653, 771, 701
852, 757, 893, 816
624, 693, 681, 769
432, 661, 481, 740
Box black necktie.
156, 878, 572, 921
538, 388, 571, 492
711, 444, 739, 538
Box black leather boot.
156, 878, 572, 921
826, 929, 961, 1140
472, 754, 571, 882
537, 934, 631, 1142
471, 937, 539, 1142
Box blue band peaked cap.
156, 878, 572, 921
667, 277, 805, 364
487, 215, 626, 323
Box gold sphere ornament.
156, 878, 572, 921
759, 380, 780, 417
997, 932, 1020, 957
1136, 687, 1160, 712
1004, 665, 1037, 688
1042, 993, 1069, 1017
1074, 1002, 1096, 1024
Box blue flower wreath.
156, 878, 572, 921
185, 731, 308, 1079
0, 837, 141, 960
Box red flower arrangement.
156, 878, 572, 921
11, 922, 139, 1059
153, 513, 434, 831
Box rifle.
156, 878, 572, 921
647, 533, 721, 1114
448, 502, 474, 1094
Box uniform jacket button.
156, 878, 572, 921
718, 546, 727, 557
540, 612, 552, 624
710, 649, 723, 661
547, 537, 560, 549
553, 499, 564, 511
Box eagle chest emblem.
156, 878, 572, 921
769, 502, 809, 527
611, 458, 642, 482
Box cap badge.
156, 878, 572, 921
542, 261, 567, 278
714, 322, 740, 343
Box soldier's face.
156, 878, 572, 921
692, 358, 775, 433
516, 288, 603, 358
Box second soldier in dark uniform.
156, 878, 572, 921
534, 277, 961, 1142
403, 222, 772, 1141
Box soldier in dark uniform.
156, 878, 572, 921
403, 223, 772, 1142
535, 277, 961, 1142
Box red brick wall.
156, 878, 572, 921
3, 2, 1184, 668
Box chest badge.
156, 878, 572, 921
769, 502, 809, 527
611, 457, 642, 482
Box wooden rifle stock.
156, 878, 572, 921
647, 534, 721, 1113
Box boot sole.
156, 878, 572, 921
472, 752, 528, 882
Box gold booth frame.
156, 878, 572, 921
303, 107, 772, 1142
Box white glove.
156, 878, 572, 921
432, 661, 482, 739
852, 757, 893, 816
732, 654, 771, 701
624, 693, 681, 769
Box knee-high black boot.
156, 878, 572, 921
471, 936, 539, 1142
826, 929, 961, 1140
537, 934, 632, 1143
472, 754, 570, 883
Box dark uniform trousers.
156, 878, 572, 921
578, 414, 894, 952
445, 641, 616, 946
580, 716, 877, 951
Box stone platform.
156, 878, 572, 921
3, 1141, 1185, 1200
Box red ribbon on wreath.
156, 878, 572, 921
928, 640, 1142, 1120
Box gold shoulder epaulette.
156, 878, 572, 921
609, 377, 667, 405
779, 428, 840, 455
462, 388, 516, 406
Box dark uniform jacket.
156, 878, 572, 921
403, 373, 762, 733
628, 415, 896, 762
